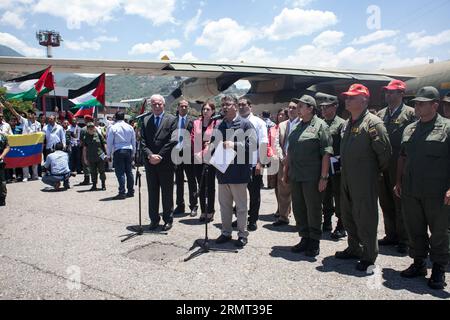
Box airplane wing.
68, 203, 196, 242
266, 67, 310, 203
0, 56, 416, 110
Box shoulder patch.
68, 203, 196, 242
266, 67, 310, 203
369, 127, 378, 138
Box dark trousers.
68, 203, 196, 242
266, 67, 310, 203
175, 162, 198, 210
194, 164, 216, 214
322, 174, 343, 227
247, 167, 263, 224
113, 149, 134, 195
0, 166, 6, 201
145, 164, 174, 224
70, 146, 82, 173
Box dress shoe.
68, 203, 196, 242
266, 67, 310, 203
235, 237, 248, 248
190, 206, 198, 217
356, 260, 374, 272
148, 222, 160, 230
112, 194, 126, 200
397, 243, 408, 254
428, 263, 447, 290
216, 235, 232, 244
335, 248, 362, 260
291, 238, 309, 253
330, 228, 347, 240
126, 193, 134, 198
378, 237, 399, 246
79, 178, 91, 186
272, 220, 289, 227
247, 222, 258, 232
173, 206, 185, 215
401, 260, 427, 278
305, 239, 320, 257
101, 182, 106, 191
90, 184, 98, 191
162, 223, 173, 231
199, 214, 206, 223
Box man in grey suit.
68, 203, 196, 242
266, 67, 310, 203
141, 94, 177, 232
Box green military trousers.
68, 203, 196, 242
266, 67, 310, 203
89, 160, 106, 185
402, 195, 449, 266
291, 180, 323, 241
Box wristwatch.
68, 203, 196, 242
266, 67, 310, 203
320, 175, 329, 181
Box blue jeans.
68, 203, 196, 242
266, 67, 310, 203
113, 149, 134, 195
42, 173, 70, 187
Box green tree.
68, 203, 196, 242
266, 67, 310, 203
0, 87, 33, 121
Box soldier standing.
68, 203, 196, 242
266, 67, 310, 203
82, 122, 107, 191
395, 86, 450, 290
336, 84, 392, 272
316, 93, 347, 239
377, 80, 416, 254
0, 132, 10, 206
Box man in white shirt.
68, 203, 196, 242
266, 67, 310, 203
0, 113, 12, 135
106, 111, 136, 199
238, 98, 269, 231
43, 115, 66, 155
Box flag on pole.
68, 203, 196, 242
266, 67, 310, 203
140, 98, 147, 114
2, 67, 54, 101
69, 73, 105, 117
4, 132, 45, 169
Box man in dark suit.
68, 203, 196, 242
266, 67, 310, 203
141, 94, 177, 231
174, 99, 198, 216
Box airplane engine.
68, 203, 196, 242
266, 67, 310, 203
180, 78, 220, 102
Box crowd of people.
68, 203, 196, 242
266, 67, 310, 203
0, 80, 449, 290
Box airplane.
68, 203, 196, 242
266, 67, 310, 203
0, 56, 449, 114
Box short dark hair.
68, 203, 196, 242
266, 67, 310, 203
262, 110, 271, 118
222, 95, 238, 105
115, 111, 125, 121
28, 110, 36, 116
55, 142, 64, 151
202, 100, 216, 111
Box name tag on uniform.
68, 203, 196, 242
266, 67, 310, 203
393, 119, 401, 125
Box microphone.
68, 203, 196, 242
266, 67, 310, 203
211, 111, 226, 121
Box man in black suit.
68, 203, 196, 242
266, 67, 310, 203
141, 94, 177, 231
174, 99, 199, 216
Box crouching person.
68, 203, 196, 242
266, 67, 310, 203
42, 142, 71, 190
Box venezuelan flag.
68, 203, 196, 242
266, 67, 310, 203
4, 132, 45, 169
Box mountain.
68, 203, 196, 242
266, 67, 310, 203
0, 44, 23, 57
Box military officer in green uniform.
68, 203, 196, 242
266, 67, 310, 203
0, 132, 10, 206
79, 115, 93, 185
82, 122, 107, 191
395, 86, 450, 290
336, 84, 392, 272
377, 80, 416, 254
283, 95, 333, 257
316, 92, 347, 239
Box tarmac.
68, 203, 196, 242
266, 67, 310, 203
0, 172, 449, 300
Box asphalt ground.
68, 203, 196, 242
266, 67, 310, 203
0, 171, 449, 300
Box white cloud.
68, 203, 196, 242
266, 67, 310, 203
265, 8, 338, 41
0, 10, 25, 29
238, 46, 276, 64
0, 32, 43, 56
184, 9, 202, 39
122, 0, 176, 26
181, 52, 198, 61
129, 39, 181, 55
0, 0, 33, 9
407, 29, 450, 51
289, 0, 314, 7
351, 30, 399, 45
195, 18, 254, 58
312, 30, 344, 47
64, 36, 118, 51
33, 0, 121, 29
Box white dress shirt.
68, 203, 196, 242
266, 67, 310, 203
106, 120, 136, 157
43, 123, 66, 150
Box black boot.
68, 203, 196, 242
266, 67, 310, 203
305, 239, 320, 257
63, 179, 70, 190
101, 181, 106, 191
428, 263, 447, 289
0, 198, 5, 206
400, 259, 427, 278
90, 183, 98, 191
291, 238, 309, 253
80, 176, 90, 186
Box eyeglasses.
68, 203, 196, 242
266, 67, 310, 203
152, 103, 164, 106
222, 103, 235, 107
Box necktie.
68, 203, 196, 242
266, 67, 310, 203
155, 116, 160, 128
178, 117, 186, 145
180, 117, 186, 129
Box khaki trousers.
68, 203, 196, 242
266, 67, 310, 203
218, 183, 249, 239
276, 161, 291, 222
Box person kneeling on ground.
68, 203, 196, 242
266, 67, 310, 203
42, 142, 72, 191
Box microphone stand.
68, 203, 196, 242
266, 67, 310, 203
184, 163, 237, 262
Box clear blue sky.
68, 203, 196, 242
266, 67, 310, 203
1, 0, 449, 71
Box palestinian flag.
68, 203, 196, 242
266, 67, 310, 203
69, 73, 105, 117
2, 67, 54, 101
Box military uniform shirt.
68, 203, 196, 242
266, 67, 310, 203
400, 114, 450, 197
0, 133, 9, 155
288, 115, 333, 182
84, 132, 106, 162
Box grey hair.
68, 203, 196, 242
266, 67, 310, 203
150, 94, 166, 105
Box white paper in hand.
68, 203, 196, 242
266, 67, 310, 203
209, 142, 237, 174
